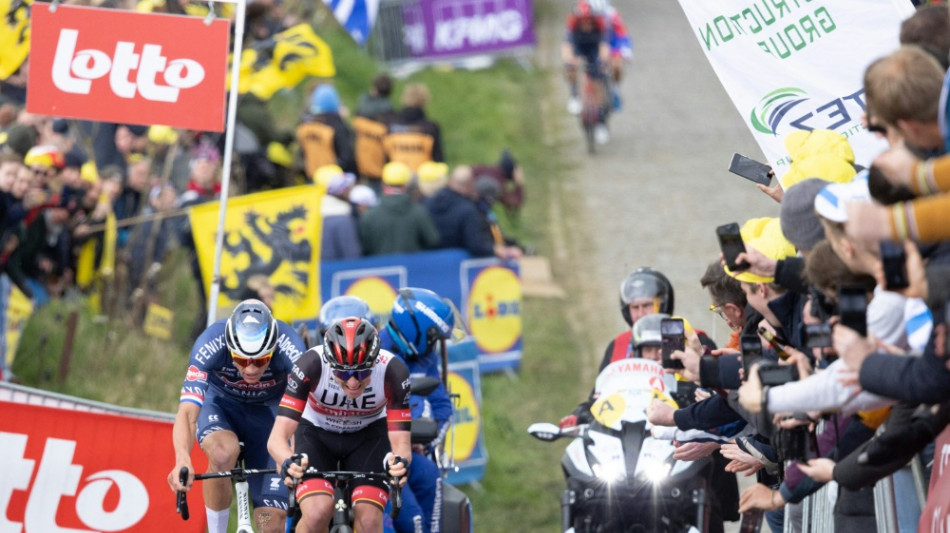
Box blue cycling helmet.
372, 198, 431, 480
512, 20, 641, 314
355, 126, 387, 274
318, 296, 377, 337
385, 287, 454, 359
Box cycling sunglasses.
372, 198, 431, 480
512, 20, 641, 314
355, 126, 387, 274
332, 368, 373, 382
231, 351, 273, 369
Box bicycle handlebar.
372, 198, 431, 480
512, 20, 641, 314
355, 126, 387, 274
176, 467, 190, 521
175, 465, 279, 521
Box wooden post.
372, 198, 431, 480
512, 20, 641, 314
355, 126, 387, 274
58, 311, 79, 384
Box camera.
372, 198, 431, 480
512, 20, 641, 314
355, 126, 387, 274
880, 241, 909, 290
740, 332, 762, 381
716, 222, 750, 272
660, 318, 685, 370
838, 285, 868, 337
803, 323, 832, 349
757, 362, 799, 387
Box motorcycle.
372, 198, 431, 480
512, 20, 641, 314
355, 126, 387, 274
528, 359, 712, 533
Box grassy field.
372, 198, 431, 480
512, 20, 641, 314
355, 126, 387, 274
11, 2, 589, 531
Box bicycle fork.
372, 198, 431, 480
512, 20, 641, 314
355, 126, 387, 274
235, 473, 254, 533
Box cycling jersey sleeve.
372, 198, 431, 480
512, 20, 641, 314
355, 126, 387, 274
179, 319, 227, 407
277, 347, 323, 421
384, 357, 412, 432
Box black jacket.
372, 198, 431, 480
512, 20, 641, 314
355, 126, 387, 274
424, 188, 494, 257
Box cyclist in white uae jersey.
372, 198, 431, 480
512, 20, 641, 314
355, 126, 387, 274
268, 317, 411, 533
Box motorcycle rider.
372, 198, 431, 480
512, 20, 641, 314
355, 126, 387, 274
560, 267, 674, 428
380, 287, 456, 533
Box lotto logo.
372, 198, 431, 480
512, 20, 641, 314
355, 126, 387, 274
52, 29, 205, 102
27, 4, 230, 131
0, 433, 148, 532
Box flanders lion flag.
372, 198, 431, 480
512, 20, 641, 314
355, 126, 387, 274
0, 0, 31, 80
232, 23, 336, 101
188, 185, 324, 322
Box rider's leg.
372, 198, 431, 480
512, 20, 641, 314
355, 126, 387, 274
200, 429, 241, 532
407, 452, 441, 532
244, 403, 288, 533
352, 498, 386, 533
296, 491, 333, 533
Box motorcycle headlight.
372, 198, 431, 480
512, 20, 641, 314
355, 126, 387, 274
591, 462, 624, 484
639, 459, 672, 484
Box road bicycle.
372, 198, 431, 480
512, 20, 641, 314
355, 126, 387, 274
579, 61, 610, 155
289, 467, 403, 533
176, 463, 277, 533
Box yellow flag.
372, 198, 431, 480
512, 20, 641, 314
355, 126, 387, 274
100, 212, 117, 279
232, 23, 336, 100
0, 0, 31, 80
188, 185, 324, 322
3, 281, 33, 369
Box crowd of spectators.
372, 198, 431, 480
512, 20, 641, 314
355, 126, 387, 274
615, 5, 950, 531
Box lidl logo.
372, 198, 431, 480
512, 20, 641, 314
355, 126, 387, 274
444, 371, 479, 462
467, 266, 521, 353
750, 87, 866, 135
342, 276, 398, 323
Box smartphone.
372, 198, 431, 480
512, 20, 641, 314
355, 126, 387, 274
804, 323, 833, 349
880, 241, 909, 290
728, 153, 772, 186
660, 318, 686, 369
757, 363, 799, 386
716, 222, 750, 271
838, 285, 868, 337
740, 333, 763, 380
739, 509, 764, 533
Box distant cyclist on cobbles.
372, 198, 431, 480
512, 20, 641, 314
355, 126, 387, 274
168, 299, 307, 533
562, 0, 611, 142
380, 288, 457, 533
269, 317, 412, 533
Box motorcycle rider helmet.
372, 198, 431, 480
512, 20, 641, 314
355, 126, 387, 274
318, 296, 377, 337
322, 317, 381, 371
385, 287, 455, 360
619, 267, 675, 326
225, 299, 278, 359
631, 313, 670, 357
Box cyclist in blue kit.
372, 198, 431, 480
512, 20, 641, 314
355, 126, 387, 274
167, 299, 306, 533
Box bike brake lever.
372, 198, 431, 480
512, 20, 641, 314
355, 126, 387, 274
176, 466, 190, 520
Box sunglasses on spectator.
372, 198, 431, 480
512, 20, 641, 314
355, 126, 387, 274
31, 167, 56, 177
709, 304, 727, 321
332, 368, 373, 381
231, 351, 273, 368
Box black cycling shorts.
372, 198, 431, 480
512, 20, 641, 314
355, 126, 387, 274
294, 418, 391, 495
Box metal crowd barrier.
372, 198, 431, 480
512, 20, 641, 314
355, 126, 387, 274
0, 381, 173, 422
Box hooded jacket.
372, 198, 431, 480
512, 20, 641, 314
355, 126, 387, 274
357, 193, 439, 256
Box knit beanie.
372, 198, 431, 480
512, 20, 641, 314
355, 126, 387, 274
310, 85, 340, 114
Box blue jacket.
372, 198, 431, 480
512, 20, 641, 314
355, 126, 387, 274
379, 328, 453, 428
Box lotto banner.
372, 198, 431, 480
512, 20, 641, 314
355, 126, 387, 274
676, 0, 914, 177
316, 249, 522, 372
0, 400, 207, 532
27, 4, 230, 131
188, 185, 324, 323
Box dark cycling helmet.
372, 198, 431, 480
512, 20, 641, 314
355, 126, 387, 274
322, 317, 381, 371
631, 313, 670, 356
385, 287, 455, 359
225, 299, 279, 359
619, 267, 675, 326
318, 296, 377, 337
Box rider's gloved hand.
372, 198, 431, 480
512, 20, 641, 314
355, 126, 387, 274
385, 453, 410, 486
559, 414, 578, 429
281, 453, 306, 483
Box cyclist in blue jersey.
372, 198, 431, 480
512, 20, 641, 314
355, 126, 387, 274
167, 299, 306, 533
380, 287, 457, 533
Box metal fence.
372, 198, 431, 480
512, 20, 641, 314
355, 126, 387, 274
0, 381, 173, 422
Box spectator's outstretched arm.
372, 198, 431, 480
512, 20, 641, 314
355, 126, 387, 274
859, 349, 950, 405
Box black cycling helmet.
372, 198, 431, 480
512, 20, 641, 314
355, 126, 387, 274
619, 267, 675, 326
322, 317, 381, 371
225, 299, 279, 359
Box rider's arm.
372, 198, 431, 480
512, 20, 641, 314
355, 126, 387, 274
268, 415, 300, 474
169, 401, 200, 490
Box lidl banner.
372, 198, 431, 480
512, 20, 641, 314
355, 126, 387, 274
0, 395, 208, 532
676, 0, 913, 177
444, 338, 487, 484
316, 249, 522, 372
189, 185, 324, 323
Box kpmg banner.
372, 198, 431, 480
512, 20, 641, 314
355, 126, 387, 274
312, 249, 522, 372
676, 0, 914, 178
402, 0, 536, 60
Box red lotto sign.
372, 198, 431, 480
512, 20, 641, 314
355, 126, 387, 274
0, 401, 208, 532
27, 4, 230, 131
